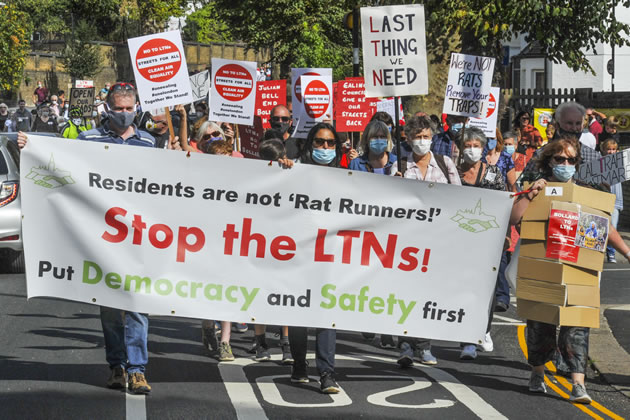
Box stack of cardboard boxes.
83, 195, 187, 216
516, 182, 615, 328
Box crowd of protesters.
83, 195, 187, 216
9, 78, 630, 406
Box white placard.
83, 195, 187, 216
127, 30, 193, 110
75, 80, 94, 88
189, 70, 210, 102
574, 149, 630, 186
442, 53, 495, 118
467, 87, 501, 137
298, 75, 333, 128
291, 68, 333, 138
360, 4, 428, 98
21, 136, 512, 343
210, 58, 257, 125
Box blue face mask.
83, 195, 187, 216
369, 138, 388, 154
312, 148, 336, 164
504, 145, 515, 155
450, 123, 464, 134
487, 138, 497, 150
552, 164, 576, 182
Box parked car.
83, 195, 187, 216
0, 135, 23, 273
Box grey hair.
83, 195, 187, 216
502, 131, 517, 141
555, 101, 586, 123
360, 120, 392, 153
196, 120, 225, 141
461, 126, 487, 148
404, 115, 436, 139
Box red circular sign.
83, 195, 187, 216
135, 38, 182, 83
485, 92, 497, 118
294, 71, 319, 103
303, 79, 330, 119
214, 64, 254, 102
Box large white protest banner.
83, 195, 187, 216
291, 68, 333, 138
467, 87, 500, 137
443, 53, 495, 118
210, 58, 257, 126
189, 70, 210, 102
21, 136, 512, 343
360, 4, 428, 98
575, 149, 630, 186
128, 30, 193, 110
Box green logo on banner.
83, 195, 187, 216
451, 199, 499, 233
26, 155, 75, 189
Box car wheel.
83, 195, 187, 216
6, 250, 24, 274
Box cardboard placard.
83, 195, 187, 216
69, 88, 95, 118
442, 53, 495, 118
210, 58, 257, 126
360, 4, 428, 98
517, 299, 599, 328
574, 149, 630, 187
189, 70, 210, 102
255, 80, 287, 130
128, 30, 193, 110
517, 256, 599, 286
240, 115, 264, 159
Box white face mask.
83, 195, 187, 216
410, 139, 432, 156
463, 147, 482, 164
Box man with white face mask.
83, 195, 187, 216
392, 116, 461, 369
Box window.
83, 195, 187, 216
534, 71, 545, 90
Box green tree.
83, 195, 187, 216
59, 20, 103, 81
182, 2, 233, 43
0, 3, 31, 91
212, 0, 354, 79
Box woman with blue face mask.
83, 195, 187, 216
291, 122, 342, 394
348, 120, 397, 175
510, 134, 630, 404
481, 129, 517, 192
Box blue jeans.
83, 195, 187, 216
289, 327, 336, 375
100, 306, 149, 374
607, 208, 620, 258
495, 250, 511, 305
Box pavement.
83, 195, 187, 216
588, 231, 630, 399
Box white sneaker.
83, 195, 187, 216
478, 332, 493, 352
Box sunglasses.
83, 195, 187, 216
552, 156, 578, 165
270, 116, 291, 123
109, 82, 135, 93
201, 132, 222, 141
313, 138, 336, 148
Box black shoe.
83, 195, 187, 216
320, 372, 340, 394
494, 301, 509, 312
361, 332, 375, 340
380, 335, 396, 348
291, 363, 309, 383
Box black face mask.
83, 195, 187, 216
557, 126, 582, 139
270, 121, 290, 135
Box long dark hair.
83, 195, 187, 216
300, 122, 342, 167
513, 110, 530, 130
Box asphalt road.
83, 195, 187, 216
1, 272, 629, 420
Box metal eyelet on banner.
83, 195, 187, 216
251, 317, 256, 322
428, 183, 435, 188
186, 151, 191, 158
403, 330, 408, 335
171, 310, 175, 315
92, 298, 96, 303
492, 267, 497, 271
104, 145, 109, 150
347, 172, 352, 176
332, 323, 336, 327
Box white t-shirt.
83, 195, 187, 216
579, 132, 597, 150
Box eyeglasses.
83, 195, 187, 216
270, 116, 291, 123
552, 156, 578, 165
312, 138, 336, 148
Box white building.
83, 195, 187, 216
506, 5, 630, 92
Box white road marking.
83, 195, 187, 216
607, 304, 630, 311
492, 322, 526, 326
218, 360, 269, 420
603, 268, 630, 271
493, 315, 522, 323
346, 375, 454, 409
126, 393, 147, 420
256, 375, 352, 408
362, 355, 508, 419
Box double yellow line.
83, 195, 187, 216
516, 325, 625, 420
